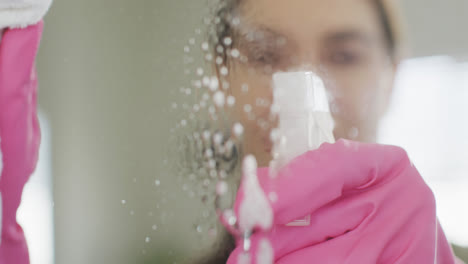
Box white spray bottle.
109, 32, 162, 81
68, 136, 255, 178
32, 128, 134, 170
269, 71, 335, 226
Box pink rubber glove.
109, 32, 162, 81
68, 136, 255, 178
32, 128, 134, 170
0, 22, 42, 264
227, 139, 458, 264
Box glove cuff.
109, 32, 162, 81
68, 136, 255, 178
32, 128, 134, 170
0, 0, 52, 29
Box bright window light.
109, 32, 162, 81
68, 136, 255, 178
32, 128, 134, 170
378, 56, 468, 246
17, 112, 54, 264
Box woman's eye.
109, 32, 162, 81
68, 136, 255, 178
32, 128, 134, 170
243, 46, 281, 67
251, 52, 279, 65
329, 50, 362, 66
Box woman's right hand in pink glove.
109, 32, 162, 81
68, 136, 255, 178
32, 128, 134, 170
227, 139, 458, 264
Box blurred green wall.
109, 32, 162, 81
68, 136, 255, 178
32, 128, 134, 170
37, 0, 210, 263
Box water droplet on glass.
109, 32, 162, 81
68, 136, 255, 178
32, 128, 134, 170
209, 76, 219, 91
155, 180, 161, 186
201, 42, 209, 51
121, 200, 126, 205
216, 181, 228, 195
202, 76, 210, 87
270, 128, 279, 142
279, 135, 287, 146
223, 209, 237, 226
233, 123, 244, 138
193, 104, 200, 112
241, 84, 249, 93
171, 102, 178, 109
189, 38, 196, 45
145, 236, 151, 243
196, 225, 203, 233
213, 16, 221, 24
232, 17, 241, 26
152, 224, 158, 231
216, 56, 223, 65
243, 104, 252, 113
213, 91, 225, 108
184, 46, 190, 53
230, 49, 240, 58
205, 53, 213, 61
227, 95, 236, 107
205, 148, 213, 158
220, 66, 229, 76
202, 130, 211, 141
180, 119, 187, 127
196, 68, 204, 76
224, 139, 234, 150
216, 45, 224, 54
130, 210, 135, 216
223, 37, 232, 46
207, 159, 216, 169
348, 127, 359, 139
213, 132, 224, 145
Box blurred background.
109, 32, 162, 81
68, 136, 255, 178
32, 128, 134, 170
15, 0, 468, 263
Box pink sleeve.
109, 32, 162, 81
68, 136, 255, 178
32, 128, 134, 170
0, 21, 42, 264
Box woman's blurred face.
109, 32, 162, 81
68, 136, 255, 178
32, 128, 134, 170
224, 0, 396, 166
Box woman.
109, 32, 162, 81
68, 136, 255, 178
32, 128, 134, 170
0, 0, 51, 263
197, 0, 463, 263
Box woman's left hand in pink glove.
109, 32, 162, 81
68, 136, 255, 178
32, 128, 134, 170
226, 139, 458, 264
0, 22, 43, 264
